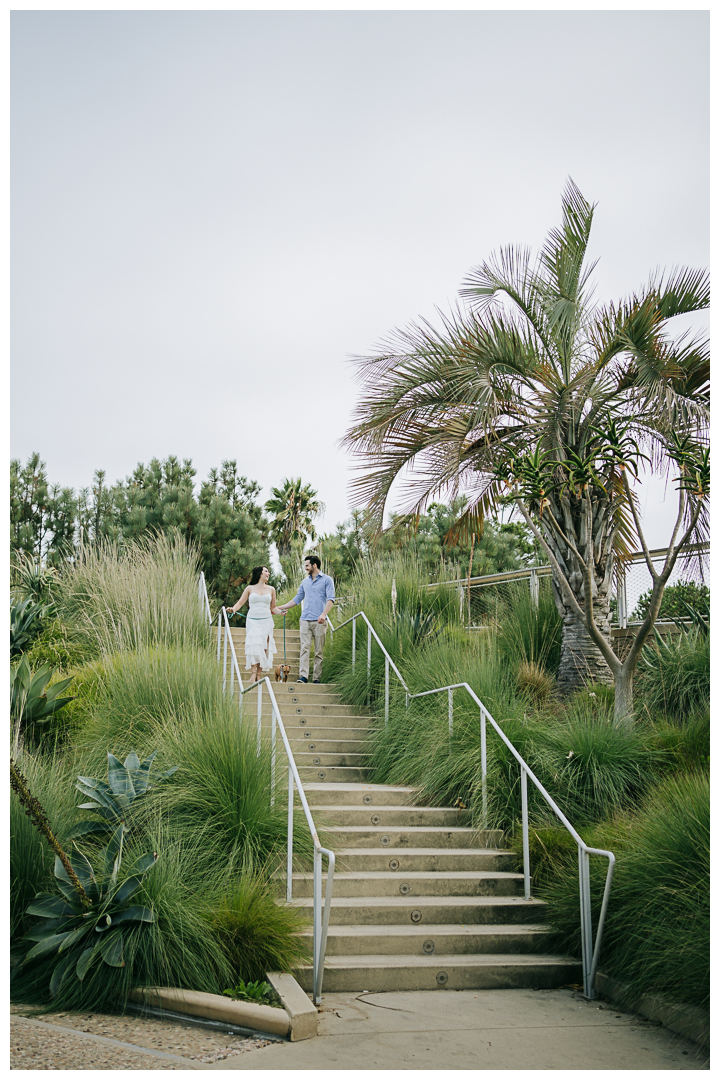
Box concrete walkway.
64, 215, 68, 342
207, 988, 708, 1071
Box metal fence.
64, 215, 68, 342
435, 543, 710, 631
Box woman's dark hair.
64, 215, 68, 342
249, 566, 268, 586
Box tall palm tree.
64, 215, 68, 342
343, 181, 709, 722
265, 478, 325, 578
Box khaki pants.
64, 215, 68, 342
299, 620, 327, 681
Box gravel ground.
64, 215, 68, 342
10, 1004, 274, 1070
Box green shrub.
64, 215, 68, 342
22, 617, 84, 675
541, 772, 710, 1011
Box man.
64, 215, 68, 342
277, 555, 335, 683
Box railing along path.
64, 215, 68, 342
327, 607, 615, 1000
199, 574, 334, 1003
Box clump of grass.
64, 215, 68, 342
57, 531, 210, 659
210, 868, 311, 983
497, 580, 562, 674
635, 627, 710, 722
516, 660, 555, 703
541, 771, 709, 1011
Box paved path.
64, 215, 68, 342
11, 988, 708, 1070
208, 988, 708, 1071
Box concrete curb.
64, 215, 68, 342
595, 972, 709, 1049
129, 972, 317, 1042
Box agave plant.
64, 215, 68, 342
11, 657, 74, 747
19, 827, 158, 997
72, 751, 178, 841
10, 596, 54, 658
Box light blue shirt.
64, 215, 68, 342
292, 572, 336, 621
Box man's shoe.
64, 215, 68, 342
297, 676, 308, 683
313, 680, 321, 684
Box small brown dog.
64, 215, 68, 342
274, 664, 290, 682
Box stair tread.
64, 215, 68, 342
289, 895, 544, 908
306, 783, 419, 793
301, 953, 578, 968
310, 923, 550, 937
325, 825, 481, 835
334, 847, 507, 856
293, 870, 522, 881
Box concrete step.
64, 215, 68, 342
281, 726, 373, 743
250, 690, 353, 707
298, 766, 374, 783
305, 783, 419, 807
289, 870, 524, 898
295, 953, 582, 993
288, 895, 543, 926
309, 806, 472, 828
304, 923, 551, 957
284, 739, 367, 756
324, 825, 502, 849
292, 753, 367, 770
333, 847, 517, 873
247, 702, 370, 720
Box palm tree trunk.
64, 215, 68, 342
555, 582, 614, 693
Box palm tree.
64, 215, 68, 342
265, 478, 325, 579
343, 181, 709, 723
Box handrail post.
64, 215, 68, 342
367, 623, 371, 705
448, 688, 453, 738
384, 655, 389, 724
271, 704, 277, 807
230, 642, 234, 695
256, 682, 262, 756
223, 620, 228, 692
351, 617, 356, 671
579, 846, 593, 998
313, 849, 322, 1001
480, 705, 487, 827
521, 766, 531, 900
216, 611, 222, 663
286, 769, 294, 902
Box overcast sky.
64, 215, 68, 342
10, 10, 709, 548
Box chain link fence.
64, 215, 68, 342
453, 543, 709, 632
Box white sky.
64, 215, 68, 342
10, 9, 709, 547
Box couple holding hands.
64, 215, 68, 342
225, 555, 335, 684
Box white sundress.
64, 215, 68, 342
245, 591, 277, 671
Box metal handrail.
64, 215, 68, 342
328, 609, 615, 1000
200, 577, 335, 1002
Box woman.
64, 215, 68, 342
226, 566, 281, 683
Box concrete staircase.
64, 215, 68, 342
227, 624, 581, 993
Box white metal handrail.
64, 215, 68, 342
328, 608, 615, 1000
199, 575, 335, 1002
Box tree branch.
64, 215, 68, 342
621, 495, 703, 674
621, 470, 657, 580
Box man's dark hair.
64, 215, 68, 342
304, 554, 321, 569
249, 566, 267, 585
